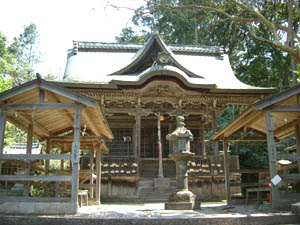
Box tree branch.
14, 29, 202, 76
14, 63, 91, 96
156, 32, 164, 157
249, 28, 300, 63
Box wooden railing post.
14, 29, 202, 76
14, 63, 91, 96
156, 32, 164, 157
223, 141, 231, 205
0, 110, 7, 175
24, 123, 33, 196
96, 147, 101, 205
71, 107, 81, 209
266, 110, 280, 208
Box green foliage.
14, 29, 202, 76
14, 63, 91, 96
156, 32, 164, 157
8, 23, 40, 86
231, 142, 269, 169
0, 24, 40, 146
116, 27, 147, 43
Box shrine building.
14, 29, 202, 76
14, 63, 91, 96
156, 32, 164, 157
58, 34, 274, 201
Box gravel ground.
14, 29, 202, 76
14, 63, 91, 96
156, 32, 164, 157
74, 202, 289, 218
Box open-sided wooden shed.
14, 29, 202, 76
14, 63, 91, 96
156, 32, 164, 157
212, 83, 300, 209
0, 78, 113, 214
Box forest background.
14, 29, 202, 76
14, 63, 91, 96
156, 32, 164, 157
1, 0, 300, 170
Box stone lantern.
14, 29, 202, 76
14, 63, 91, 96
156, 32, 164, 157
165, 116, 200, 210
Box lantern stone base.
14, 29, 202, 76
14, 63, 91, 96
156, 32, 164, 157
165, 190, 200, 210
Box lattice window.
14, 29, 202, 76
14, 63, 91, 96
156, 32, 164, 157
106, 128, 133, 156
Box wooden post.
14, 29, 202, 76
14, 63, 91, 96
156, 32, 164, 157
157, 113, 164, 178
266, 110, 280, 208
223, 141, 231, 205
168, 122, 174, 154
135, 109, 141, 176
71, 107, 81, 208
0, 110, 7, 175
89, 149, 94, 198
211, 111, 219, 156
294, 125, 300, 172
45, 139, 50, 174
95, 148, 101, 205
199, 123, 204, 155
39, 89, 45, 104
24, 123, 33, 196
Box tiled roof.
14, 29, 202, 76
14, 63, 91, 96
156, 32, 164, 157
75, 41, 222, 54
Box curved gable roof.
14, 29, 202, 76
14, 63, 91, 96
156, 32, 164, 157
110, 34, 203, 78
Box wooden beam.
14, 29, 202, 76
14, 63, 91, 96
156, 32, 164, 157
1, 103, 83, 110
0, 175, 72, 182
8, 113, 50, 138
0, 196, 71, 202
223, 109, 262, 138
48, 136, 101, 142
277, 153, 300, 160
0, 81, 39, 102
0, 110, 7, 175
244, 111, 265, 129
1, 154, 72, 160
269, 106, 300, 112
82, 109, 100, 136
46, 91, 74, 126
40, 80, 96, 107
274, 119, 300, 136
283, 174, 300, 180
222, 136, 267, 141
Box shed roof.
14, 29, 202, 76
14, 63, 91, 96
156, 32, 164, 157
63, 34, 274, 94
212, 83, 300, 141
0, 78, 113, 141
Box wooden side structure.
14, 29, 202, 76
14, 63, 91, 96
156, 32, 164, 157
0, 78, 113, 214
212, 83, 300, 209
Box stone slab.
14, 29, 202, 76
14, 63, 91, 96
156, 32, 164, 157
165, 202, 194, 210
0, 201, 77, 214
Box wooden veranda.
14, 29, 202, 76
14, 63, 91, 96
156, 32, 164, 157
0, 78, 113, 214
212, 83, 300, 209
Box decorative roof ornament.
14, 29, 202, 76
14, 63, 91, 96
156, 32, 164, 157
157, 52, 172, 65
73, 41, 78, 55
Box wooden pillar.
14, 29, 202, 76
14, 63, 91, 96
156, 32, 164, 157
24, 123, 33, 196
95, 148, 101, 205
199, 122, 204, 156
266, 110, 280, 208
168, 122, 174, 153
294, 125, 300, 172
211, 111, 219, 156
71, 107, 81, 208
0, 110, 7, 175
89, 149, 94, 198
135, 109, 141, 176
45, 139, 50, 174
157, 113, 163, 178
223, 141, 231, 205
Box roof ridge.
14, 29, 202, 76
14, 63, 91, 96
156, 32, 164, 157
74, 40, 223, 54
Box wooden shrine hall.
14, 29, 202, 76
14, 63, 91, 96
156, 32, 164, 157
212, 83, 300, 209
0, 78, 113, 214
57, 34, 274, 201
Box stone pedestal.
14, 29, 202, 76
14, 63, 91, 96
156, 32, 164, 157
164, 116, 200, 210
